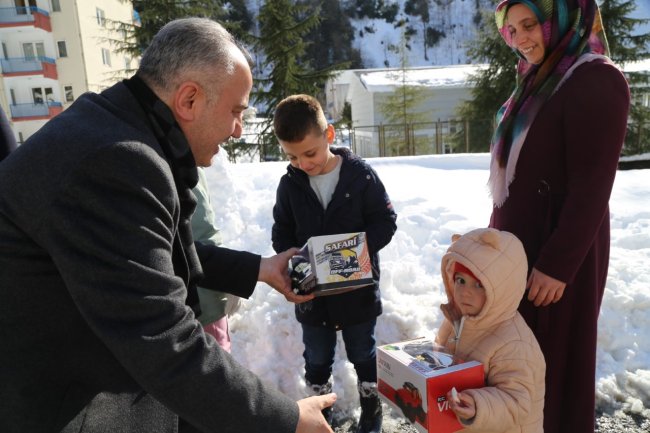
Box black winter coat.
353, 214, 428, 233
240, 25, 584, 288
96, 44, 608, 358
0, 81, 298, 433
272, 147, 397, 329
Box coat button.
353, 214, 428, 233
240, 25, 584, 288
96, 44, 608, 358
345, 193, 350, 198
537, 180, 550, 196
366, 175, 371, 180
322, 321, 327, 326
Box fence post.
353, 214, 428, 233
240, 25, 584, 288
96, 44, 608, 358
465, 119, 470, 153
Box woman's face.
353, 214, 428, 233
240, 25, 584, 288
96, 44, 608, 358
506, 3, 545, 65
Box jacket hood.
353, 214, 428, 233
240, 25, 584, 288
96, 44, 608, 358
440, 228, 527, 328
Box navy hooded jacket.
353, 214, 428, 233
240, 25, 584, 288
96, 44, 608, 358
272, 146, 397, 328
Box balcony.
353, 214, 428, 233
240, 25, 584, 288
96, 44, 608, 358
1, 56, 57, 79
10, 101, 62, 121
0, 7, 51, 32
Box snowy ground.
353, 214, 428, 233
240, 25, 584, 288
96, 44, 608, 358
203, 150, 650, 430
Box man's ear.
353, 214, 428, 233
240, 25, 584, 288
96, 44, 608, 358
173, 81, 201, 122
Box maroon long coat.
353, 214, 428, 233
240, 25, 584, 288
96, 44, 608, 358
489, 60, 630, 433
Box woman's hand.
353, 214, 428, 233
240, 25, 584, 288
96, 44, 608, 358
527, 267, 566, 307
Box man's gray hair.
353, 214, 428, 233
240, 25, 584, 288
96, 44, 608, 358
137, 17, 252, 94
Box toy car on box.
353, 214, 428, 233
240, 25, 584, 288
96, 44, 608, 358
288, 232, 374, 296
377, 338, 484, 433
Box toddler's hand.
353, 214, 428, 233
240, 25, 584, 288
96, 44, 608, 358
447, 388, 476, 422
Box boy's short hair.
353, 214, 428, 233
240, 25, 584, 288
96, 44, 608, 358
273, 94, 328, 143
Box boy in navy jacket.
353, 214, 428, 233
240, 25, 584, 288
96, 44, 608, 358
272, 94, 397, 433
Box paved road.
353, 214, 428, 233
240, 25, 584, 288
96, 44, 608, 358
331, 408, 650, 433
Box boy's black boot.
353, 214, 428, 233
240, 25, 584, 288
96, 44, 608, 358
307, 380, 334, 425
356, 381, 382, 433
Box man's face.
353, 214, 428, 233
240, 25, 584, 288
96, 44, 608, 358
188, 59, 253, 167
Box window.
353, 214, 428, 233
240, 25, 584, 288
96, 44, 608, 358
124, 57, 131, 70
51, 0, 61, 12
101, 48, 111, 66
32, 87, 53, 104
22, 42, 45, 60
96, 8, 105, 27
64, 85, 74, 102
57, 41, 67, 58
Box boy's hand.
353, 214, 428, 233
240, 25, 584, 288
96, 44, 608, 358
447, 388, 476, 422
259, 248, 315, 304
295, 393, 337, 433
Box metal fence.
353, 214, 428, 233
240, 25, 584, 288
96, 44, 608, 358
223, 118, 650, 163
623, 120, 650, 156
351, 120, 474, 158
350, 119, 650, 158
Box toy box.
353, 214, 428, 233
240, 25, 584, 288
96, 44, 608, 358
377, 338, 485, 433
288, 232, 373, 296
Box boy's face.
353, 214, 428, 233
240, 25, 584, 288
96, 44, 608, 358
452, 271, 486, 317
279, 125, 335, 176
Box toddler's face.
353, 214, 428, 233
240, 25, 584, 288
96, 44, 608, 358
453, 271, 486, 317
280, 127, 335, 176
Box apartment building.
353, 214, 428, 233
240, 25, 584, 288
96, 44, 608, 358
0, 0, 137, 145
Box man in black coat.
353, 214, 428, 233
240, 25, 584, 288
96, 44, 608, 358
0, 18, 334, 433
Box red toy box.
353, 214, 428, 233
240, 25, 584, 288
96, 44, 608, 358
377, 337, 484, 433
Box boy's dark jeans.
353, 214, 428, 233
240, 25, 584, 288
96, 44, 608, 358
302, 318, 377, 385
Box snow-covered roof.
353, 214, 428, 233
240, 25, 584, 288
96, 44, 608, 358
356, 64, 488, 92
621, 58, 650, 73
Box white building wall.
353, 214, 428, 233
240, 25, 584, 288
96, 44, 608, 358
0, 0, 136, 144
72, 0, 134, 93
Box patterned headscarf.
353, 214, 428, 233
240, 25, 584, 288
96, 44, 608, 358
488, 0, 609, 207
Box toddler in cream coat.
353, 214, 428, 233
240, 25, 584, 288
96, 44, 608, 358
435, 228, 545, 433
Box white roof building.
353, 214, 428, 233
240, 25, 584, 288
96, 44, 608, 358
325, 64, 488, 157
0, 0, 137, 144
325, 63, 488, 127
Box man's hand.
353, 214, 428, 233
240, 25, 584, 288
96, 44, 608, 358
527, 267, 566, 307
258, 248, 315, 304
295, 394, 337, 433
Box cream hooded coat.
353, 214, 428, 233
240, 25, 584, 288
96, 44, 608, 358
435, 228, 545, 433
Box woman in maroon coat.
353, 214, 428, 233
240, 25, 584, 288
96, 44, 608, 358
488, 1, 630, 433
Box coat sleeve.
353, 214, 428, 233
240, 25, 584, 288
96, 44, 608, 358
460, 339, 541, 432
194, 243, 259, 298
272, 176, 300, 253
41, 143, 298, 433
535, 62, 630, 283
361, 165, 397, 255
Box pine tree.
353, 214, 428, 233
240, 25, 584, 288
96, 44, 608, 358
108, 1, 252, 62
303, 0, 361, 70
404, 0, 431, 61
379, 32, 428, 156
600, 0, 650, 155
460, 0, 650, 154
457, 6, 516, 152
253, 0, 339, 161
